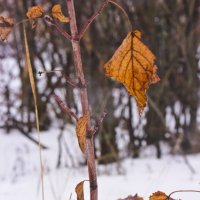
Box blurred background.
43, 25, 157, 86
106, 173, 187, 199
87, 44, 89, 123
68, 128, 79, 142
0, 0, 200, 199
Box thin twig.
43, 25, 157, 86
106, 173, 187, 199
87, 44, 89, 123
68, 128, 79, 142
38, 69, 63, 76
53, 21, 72, 41
78, 0, 132, 39
38, 69, 81, 88
14, 19, 30, 28
90, 112, 107, 136
62, 73, 78, 87
167, 190, 200, 200
78, 0, 109, 39
54, 94, 78, 121
108, 0, 132, 31
183, 154, 196, 174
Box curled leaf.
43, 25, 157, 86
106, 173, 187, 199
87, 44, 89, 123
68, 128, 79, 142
26, 5, 44, 19
149, 191, 173, 200
76, 114, 89, 153
75, 180, 85, 200
0, 16, 14, 41
26, 5, 44, 28
118, 194, 144, 200
52, 4, 70, 23
104, 30, 160, 115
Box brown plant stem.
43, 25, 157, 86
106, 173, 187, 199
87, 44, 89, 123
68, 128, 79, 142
43, 15, 72, 41
78, 0, 132, 40
90, 112, 107, 135
66, 0, 98, 199
54, 94, 78, 121
167, 190, 200, 200
38, 70, 78, 87
51, 20, 72, 41
78, 0, 109, 39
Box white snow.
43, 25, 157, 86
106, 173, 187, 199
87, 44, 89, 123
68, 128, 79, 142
0, 128, 200, 200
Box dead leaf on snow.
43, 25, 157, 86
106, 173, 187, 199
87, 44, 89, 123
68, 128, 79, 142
149, 191, 174, 200
118, 194, 144, 200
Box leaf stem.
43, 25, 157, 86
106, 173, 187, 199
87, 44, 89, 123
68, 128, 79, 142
108, 0, 132, 31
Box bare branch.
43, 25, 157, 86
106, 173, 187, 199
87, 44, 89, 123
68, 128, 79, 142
44, 15, 72, 41
62, 73, 78, 87
38, 70, 84, 88
168, 190, 200, 200
54, 22, 72, 41
90, 111, 107, 136
54, 94, 78, 121
78, 0, 109, 39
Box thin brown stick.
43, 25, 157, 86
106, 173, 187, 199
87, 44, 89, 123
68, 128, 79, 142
108, 0, 132, 31
66, 0, 98, 199
38, 69, 78, 87
62, 73, 78, 87
38, 69, 63, 76
90, 112, 107, 136
167, 190, 200, 200
78, 0, 132, 40
14, 19, 30, 28
52, 20, 72, 41
78, 0, 109, 39
54, 94, 78, 121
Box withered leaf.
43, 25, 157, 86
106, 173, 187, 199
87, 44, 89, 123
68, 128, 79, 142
104, 30, 160, 115
0, 16, 14, 41
75, 180, 85, 200
118, 194, 144, 200
149, 191, 174, 200
26, 5, 44, 28
24, 26, 40, 136
26, 5, 44, 19
76, 114, 89, 153
51, 4, 70, 23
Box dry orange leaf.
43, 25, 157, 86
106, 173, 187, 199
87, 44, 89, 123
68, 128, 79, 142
52, 4, 70, 23
104, 30, 160, 115
0, 16, 14, 41
26, 5, 44, 28
26, 5, 44, 19
75, 180, 85, 200
76, 114, 89, 153
149, 191, 172, 200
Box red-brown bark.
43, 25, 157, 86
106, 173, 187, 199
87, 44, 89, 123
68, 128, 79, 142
66, 0, 98, 199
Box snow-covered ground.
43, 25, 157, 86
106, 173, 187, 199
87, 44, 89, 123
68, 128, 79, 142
0, 128, 200, 200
